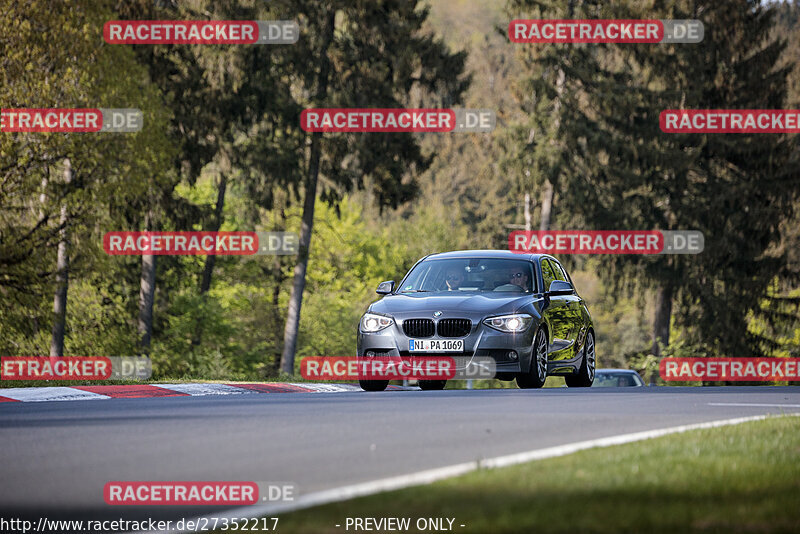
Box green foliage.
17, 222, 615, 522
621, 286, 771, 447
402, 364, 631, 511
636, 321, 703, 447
0, 0, 176, 355
748, 283, 800, 357
146, 195, 412, 378
293, 198, 410, 361
150, 290, 244, 380
4, 0, 800, 381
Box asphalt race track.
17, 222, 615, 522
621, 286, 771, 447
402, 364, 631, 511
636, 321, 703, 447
1, 386, 799, 529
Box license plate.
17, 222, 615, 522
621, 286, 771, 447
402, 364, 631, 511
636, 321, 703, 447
409, 339, 464, 352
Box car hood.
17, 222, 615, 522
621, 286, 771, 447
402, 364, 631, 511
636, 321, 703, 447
369, 292, 536, 318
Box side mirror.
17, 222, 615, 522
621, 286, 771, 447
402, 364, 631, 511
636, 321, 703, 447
376, 280, 394, 295
547, 280, 574, 296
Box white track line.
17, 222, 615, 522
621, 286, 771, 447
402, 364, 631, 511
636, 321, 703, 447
708, 402, 800, 409
139, 413, 798, 534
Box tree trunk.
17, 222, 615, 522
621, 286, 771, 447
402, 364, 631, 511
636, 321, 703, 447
651, 282, 673, 356
191, 172, 228, 348
540, 17, 567, 234
50, 158, 72, 357
199, 172, 228, 295
524, 192, 531, 231
280, 11, 336, 376
539, 180, 554, 231
269, 208, 287, 376
34, 172, 49, 337
280, 133, 322, 374
138, 210, 157, 353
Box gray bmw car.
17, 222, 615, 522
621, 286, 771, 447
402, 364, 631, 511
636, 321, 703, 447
357, 250, 596, 391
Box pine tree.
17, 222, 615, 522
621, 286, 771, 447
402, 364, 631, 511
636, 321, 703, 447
508, 0, 800, 358
279, 0, 469, 374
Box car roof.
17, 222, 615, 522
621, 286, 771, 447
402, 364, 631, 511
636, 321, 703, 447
423, 249, 547, 261
596, 369, 640, 374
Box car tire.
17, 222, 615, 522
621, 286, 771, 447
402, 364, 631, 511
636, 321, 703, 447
565, 331, 595, 388
359, 379, 389, 392
517, 328, 548, 389
419, 380, 447, 390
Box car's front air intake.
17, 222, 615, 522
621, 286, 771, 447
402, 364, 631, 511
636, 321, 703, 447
402, 318, 435, 338
437, 318, 472, 337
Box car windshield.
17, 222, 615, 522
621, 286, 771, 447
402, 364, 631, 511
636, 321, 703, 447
592, 373, 641, 387
398, 258, 535, 293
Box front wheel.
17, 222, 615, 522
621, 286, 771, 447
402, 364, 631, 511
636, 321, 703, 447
359, 379, 389, 391
565, 331, 595, 387
419, 380, 447, 390
517, 328, 548, 389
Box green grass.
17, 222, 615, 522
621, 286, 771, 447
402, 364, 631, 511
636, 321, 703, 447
272, 416, 800, 534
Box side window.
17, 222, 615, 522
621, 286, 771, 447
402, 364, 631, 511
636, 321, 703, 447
551, 261, 568, 282
541, 259, 557, 291
526, 263, 537, 292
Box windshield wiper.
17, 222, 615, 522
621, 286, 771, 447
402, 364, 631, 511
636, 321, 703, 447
400, 289, 429, 293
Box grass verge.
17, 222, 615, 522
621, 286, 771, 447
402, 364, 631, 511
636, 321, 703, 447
272, 415, 800, 534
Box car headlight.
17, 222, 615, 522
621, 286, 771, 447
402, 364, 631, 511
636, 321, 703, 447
360, 312, 394, 333
483, 314, 533, 333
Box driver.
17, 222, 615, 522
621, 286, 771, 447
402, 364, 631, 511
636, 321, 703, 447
509, 269, 530, 291
444, 268, 464, 291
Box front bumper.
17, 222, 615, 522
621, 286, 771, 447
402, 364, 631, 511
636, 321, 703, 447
357, 318, 536, 375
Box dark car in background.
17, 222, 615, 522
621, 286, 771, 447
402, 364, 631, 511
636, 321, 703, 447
357, 250, 595, 391
592, 369, 646, 387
